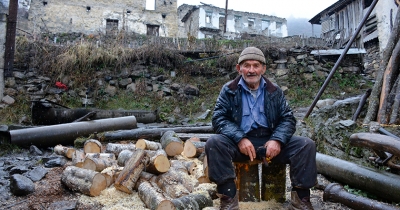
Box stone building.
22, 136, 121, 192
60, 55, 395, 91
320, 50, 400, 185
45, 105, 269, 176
177, 3, 288, 39
0, 0, 179, 37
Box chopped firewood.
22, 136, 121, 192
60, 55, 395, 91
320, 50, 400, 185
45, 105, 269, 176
83, 155, 117, 172
170, 159, 188, 173
84, 139, 102, 154
187, 136, 201, 142
160, 131, 184, 157
192, 164, 210, 184
154, 172, 190, 198
101, 166, 123, 187
61, 166, 107, 197
157, 169, 198, 193
54, 144, 76, 159
183, 140, 205, 158
72, 150, 86, 168
85, 153, 116, 160
194, 183, 218, 200
105, 143, 136, 156
144, 150, 171, 175
134, 171, 156, 191
171, 191, 213, 210
136, 139, 162, 150
203, 155, 209, 181
114, 149, 149, 194
138, 181, 175, 210
117, 149, 134, 166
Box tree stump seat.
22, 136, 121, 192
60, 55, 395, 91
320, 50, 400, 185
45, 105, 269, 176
234, 160, 286, 203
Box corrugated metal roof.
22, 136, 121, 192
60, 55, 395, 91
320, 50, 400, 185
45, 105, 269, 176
363, 30, 378, 43
310, 48, 366, 55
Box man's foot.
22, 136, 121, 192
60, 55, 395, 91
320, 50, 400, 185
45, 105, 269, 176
289, 191, 314, 210
217, 193, 239, 210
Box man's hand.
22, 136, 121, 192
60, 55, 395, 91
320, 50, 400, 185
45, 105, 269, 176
265, 140, 281, 159
238, 138, 256, 161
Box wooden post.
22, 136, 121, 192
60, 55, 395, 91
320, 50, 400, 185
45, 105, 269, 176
234, 160, 286, 202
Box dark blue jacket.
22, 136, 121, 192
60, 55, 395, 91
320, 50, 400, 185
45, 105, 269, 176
212, 75, 296, 145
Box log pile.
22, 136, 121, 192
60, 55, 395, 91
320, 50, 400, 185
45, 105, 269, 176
364, 7, 400, 125
57, 131, 215, 209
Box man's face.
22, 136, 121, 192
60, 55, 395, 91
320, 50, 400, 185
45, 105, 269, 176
236, 60, 266, 90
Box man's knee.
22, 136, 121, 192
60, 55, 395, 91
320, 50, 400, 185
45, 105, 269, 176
205, 135, 219, 151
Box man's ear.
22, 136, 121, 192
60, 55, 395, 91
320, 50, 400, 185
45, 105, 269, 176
236, 64, 241, 74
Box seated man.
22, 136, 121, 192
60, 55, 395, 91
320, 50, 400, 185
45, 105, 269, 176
205, 47, 317, 210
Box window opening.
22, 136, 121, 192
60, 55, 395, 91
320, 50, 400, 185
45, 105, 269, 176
206, 11, 212, 24
146, 0, 155, 10
262, 20, 270, 30
248, 18, 255, 28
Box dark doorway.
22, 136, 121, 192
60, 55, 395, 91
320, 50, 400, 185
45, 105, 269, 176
147, 24, 160, 36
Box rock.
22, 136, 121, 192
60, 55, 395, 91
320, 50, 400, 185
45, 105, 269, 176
296, 54, 307, 60
126, 83, 136, 92
9, 166, 29, 175
10, 174, 35, 196
29, 145, 43, 156
25, 167, 48, 182
316, 99, 337, 109
43, 156, 67, 168
184, 84, 199, 96
48, 200, 77, 210
118, 78, 132, 88
104, 85, 117, 96
170, 83, 180, 91
1, 95, 15, 105
195, 109, 211, 120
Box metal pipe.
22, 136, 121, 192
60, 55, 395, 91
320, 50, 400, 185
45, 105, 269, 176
304, 0, 379, 119
316, 152, 400, 203
324, 183, 399, 210
9, 116, 137, 147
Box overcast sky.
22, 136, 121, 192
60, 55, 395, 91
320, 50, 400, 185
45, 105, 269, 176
177, 0, 338, 19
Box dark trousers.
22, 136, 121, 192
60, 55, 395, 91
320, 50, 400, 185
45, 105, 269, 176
205, 133, 317, 189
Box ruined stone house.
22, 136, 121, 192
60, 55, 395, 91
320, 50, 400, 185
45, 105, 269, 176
308, 0, 399, 79
177, 3, 288, 39
0, 0, 179, 37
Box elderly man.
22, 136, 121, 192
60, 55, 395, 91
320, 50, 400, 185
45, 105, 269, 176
205, 47, 317, 210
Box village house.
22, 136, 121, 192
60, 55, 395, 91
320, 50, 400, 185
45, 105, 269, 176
309, 0, 398, 52
177, 3, 288, 39
0, 0, 179, 37
308, 0, 399, 78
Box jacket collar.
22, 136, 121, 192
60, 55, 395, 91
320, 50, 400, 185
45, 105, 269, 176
227, 75, 277, 93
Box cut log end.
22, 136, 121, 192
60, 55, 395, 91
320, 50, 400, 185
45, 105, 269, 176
157, 200, 175, 210
154, 156, 170, 173
165, 142, 184, 157
183, 140, 196, 158
91, 173, 107, 196
136, 139, 147, 150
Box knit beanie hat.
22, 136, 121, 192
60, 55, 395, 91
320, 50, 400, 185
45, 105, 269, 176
237, 47, 266, 64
